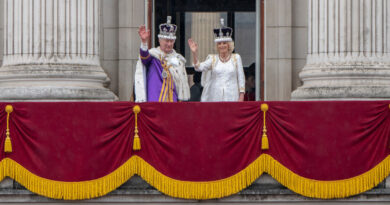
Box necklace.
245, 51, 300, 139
219, 54, 231, 63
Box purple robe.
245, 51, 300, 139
140, 49, 178, 102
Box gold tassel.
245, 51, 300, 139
4, 105, 13, 153
133, 105, 141, 151
133, 135, 141, 151
261, 133, 269, 150
4, 137, 12, 153
261, 103, 269, 150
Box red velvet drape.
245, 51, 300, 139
0, 101, 389, 184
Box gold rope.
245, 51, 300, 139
169, 75, 173, 102
158, 78, 166, 102
261, 103, 269, 150
161, 74, 168, 102
133, 105, 141, 151
159, 59, 166, 102
159, 58, 173, 102
4, 105, 13, 153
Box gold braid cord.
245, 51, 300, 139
133, 105, 141, 151
4, 105, 13, 153
261, 103, 269, 150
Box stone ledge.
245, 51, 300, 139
0, 176, 389, 203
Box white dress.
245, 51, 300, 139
195, 54, 245, 102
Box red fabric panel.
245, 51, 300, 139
266, 101, 390, 180
1, 102, 135, 181
136, 101, 390, 181
136, 102, 262, 181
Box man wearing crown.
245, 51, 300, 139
134, 17, 190, 102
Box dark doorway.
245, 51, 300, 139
153, 0, 261, 101
155, 0, 256, 68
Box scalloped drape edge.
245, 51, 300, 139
0, 154, 389, 200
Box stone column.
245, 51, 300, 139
1, 0, 117, 101
292, 0, 390, 100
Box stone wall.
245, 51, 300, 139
264, 0, 308, 101
0, 0, 3, 68
101, 0, 119, 96
291, 0, 307, 93
101, 0, 144, 101
265, 0, 292, 101
118, 0, 144, 101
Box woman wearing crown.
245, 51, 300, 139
188, 19, 245, 102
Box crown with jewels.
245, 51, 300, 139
158, 16, 177, 40
213, 18, 233, 43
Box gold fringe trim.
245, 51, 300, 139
0, 154, 389, 200
134, 155, 390, 199
0, 158, 136, 200
132, 156, 265, 200
262, 154, 390, 199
